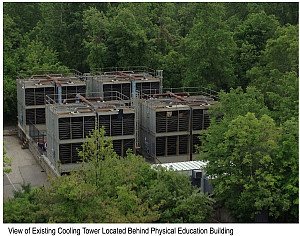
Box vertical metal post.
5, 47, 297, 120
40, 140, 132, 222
132, 80, 136, 99
132, 79, 139, 149
156, 70, 163, 94
189, 106, 193, 161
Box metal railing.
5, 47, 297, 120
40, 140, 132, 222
17, 69, 83, 80
163, 86, 219, 100
45, 92, 132, 115
29, 121, 46, 145
90, 66, 156, 76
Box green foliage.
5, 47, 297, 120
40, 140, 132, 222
140, 167, 213, 223
170, 192, 214, 223
83, 7, 109, 68
274, 118, 299, 222
3, 77, 17, 123
4, 127, 213, 223
22, 40, 69, 74
184, 3, 236, 90
4, 2, 299, 114
199, 85, 298, 222
107, 8, 148, 67
233, 11, 280, 88
3, 13, 22, 78
161, 49, 185, 88
260, 2, 299, 26
13, 183, 32, 198
212, 86, 270, 121
234, 11, 280, 51
200, 113, 283, 221
3, 3, 42, 35
27, 3, 88, 71
248, 24, 298, 90
263, 24, 298, 73
247, 24, 299, 124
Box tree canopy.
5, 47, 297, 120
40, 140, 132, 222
4, 127, 213, 223
3, 2, 299, 122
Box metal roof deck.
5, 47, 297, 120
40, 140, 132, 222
152, 160, 207, 171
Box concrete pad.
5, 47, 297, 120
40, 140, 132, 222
19, 165, 49, 188
3, 183, 22, 202
5, 167, 24, 185
3, 173, 10, 186
3, 134, 49, 201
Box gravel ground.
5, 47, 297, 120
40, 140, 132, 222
3, 134, 49, 201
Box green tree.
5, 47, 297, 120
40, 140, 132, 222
106, 8, 148, 67
233, 11, 280, 88
3, 3, 41, 35
21, 40, 69, 74
196, 87, 272, 221
3, 13, 23, 123
273, 118, 299, 222
210, 86, 270, 121
27, 3, 90, 72
3, 184, 40, 223
3, 13, 22, 78
200, 113, 284, 222
260, 2, 299, 26
83, 7, 109, 69
139, 167, 214, 223
184, 3, 236, 90
161, 49, 186, 88
4, 127, 213, 223
177, 2, 202, 38
198, 86, 298, 222
247, 24, 299, 124
3, 77, 17, 124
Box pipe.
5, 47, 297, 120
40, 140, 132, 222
83, 97, 104, 101
130, 74, 146, 77
104, 71, 134, 75
63, 97, 104, 102
33, 74, 73, 85
153, 91, 190, 102
35, 78, 72, 84
46, 75, 72, 84
31, 74, 63, 79
168, 92, 188, 102
76, 93, 96, 111
132, 80, 136, 98
153, 91, 189, 97
118, 71, 134, 74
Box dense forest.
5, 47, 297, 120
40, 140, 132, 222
3, 2, 299, 122
3, 2, 299, 222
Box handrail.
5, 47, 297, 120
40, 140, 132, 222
163, 86, 219, 100
90, 66, 156, 76
17, 69, 82, 80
